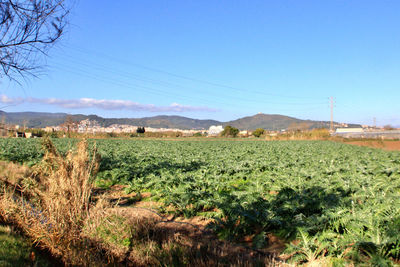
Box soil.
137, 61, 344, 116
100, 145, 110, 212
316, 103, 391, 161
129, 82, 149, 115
344, 140, 400, 151
118, 204, 288, 264
102, 185, 289, 264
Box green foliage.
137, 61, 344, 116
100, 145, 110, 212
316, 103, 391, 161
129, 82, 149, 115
2, 138, 400, 265
0, 138, 76, 165
286, 229, 331, 263
136, 127, 145, 134
221, 125, 239, 137
92, 215, 132, 248
0, 225, 51, 266
45, 130, 59, 138
252, 128, 265, 137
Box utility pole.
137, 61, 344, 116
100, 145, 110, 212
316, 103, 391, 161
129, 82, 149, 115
330, 96, 334, 132
373, 117, 376, 128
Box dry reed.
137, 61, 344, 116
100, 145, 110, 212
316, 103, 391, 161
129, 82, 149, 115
0, 138, 105, 265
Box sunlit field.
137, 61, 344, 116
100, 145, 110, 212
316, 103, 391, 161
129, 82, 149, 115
1, 138, 400, 266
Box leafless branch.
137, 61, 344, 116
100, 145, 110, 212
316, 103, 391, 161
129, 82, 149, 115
0, 0, 69, 80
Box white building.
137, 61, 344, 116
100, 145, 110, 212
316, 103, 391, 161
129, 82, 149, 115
208, 125, 224, 136
335, 128, 364, 133
239, 130, 249, 137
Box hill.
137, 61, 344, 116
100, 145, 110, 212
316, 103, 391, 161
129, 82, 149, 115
0, 111, 221, 130
0, 110, 68, 128
0, 110, 360, 130
87, 115, 221, 130
226, 113, 334, 130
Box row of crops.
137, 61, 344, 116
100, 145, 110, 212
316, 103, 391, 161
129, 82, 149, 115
1, 138, 400, 265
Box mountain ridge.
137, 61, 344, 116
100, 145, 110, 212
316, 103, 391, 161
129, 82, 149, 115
0, 110, 360, 130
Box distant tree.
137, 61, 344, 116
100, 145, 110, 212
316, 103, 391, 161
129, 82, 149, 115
61, 115, 78, 137
221, 125, 239, 137
107, 132, 117, 138
136, 127, 145, 134
252, 128, 265, 138
0, 115, 6, 136
0, 0, 69, 80
384, 124, 395, 130
288, 122, 311, 132
46, 129, 59, 138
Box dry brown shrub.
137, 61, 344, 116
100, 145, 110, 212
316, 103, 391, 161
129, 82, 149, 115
0, 138, 108, 265
0, 161, 31, 186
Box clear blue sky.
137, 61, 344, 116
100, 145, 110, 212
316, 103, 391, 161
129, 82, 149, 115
1, 0, 399, 126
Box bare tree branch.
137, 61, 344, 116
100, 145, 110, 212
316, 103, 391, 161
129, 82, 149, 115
0, 0, 69, 80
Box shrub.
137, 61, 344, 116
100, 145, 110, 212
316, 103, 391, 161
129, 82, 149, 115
252, 128, 265, 138
0, 138, 104, 265
107, 132, 117, 138
221, 125, 239, 137
136, 127, 145, 134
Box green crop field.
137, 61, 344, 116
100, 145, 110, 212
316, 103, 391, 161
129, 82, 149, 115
1, 138, 400, 265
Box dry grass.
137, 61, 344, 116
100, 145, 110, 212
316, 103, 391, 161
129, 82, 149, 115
0, 161, 31, 185
0, 138, 108, 265
265, 128, 331, 141
344, 140, 400, 151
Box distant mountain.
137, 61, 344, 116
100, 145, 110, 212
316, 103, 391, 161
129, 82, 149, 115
0, 110, 68, 128
226, 113, 334, 130
0, 111, 221, 130
90, 115, 221, 130
0, 110, 360, 130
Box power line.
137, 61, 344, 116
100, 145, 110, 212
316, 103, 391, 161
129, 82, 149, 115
52, 65, 220, 105
60, 44, 326, 100
53, 60, 328, 107
55, 53, 193, 92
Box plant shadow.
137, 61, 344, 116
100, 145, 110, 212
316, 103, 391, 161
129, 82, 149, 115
208, 185, 351, 246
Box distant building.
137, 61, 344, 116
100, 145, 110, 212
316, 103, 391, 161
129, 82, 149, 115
334, 128, 400, 139
208, 125, 224, 136
44, 127, 55, 133
335, 128, 364, 133
239, 130, 249, 137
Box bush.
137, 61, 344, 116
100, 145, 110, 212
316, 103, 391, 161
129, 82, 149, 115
221, 125, 239, 137
252, 128, 265, 138
45, 131, 59, 138
0, 138, 105, 265
136, 127, 145, 134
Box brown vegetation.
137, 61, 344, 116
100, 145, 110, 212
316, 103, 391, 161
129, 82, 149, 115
0, 138, 107, 265
343, 140, 400, 151
265, 128, 331, 141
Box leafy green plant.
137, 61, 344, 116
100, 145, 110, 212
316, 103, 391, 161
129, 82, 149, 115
2, 138, 400, 265
252, 128, 265, 138
286, 229, 331, 264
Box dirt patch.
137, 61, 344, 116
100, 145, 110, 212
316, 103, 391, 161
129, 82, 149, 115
116, 205, 288, 265
344, 140, 400, 151
100, 184, 289, 262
